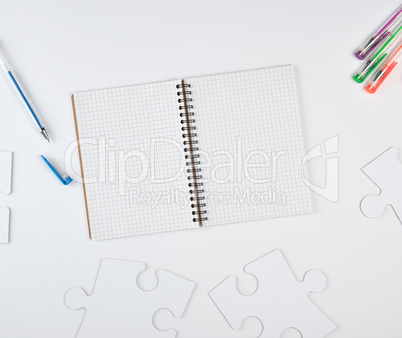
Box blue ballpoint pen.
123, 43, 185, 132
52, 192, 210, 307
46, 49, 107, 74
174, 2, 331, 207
0, 50, 50, 142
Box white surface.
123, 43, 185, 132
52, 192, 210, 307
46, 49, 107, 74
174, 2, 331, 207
209, 249, 335, 337
0, 0, 401, 337
361, 147, 402, 220
0, 150, 12, 195
64, 259, 195, 337
0, 151, 12, 244
0, 207, 10, 244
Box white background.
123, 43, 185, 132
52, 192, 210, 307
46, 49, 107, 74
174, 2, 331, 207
0, 0, 401, 337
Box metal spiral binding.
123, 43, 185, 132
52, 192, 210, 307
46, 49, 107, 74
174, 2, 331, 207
177, 80, 207, 226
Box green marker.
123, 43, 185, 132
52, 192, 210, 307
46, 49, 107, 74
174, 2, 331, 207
354, 24, 402, 83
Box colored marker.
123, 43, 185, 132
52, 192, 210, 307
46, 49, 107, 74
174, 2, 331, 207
365, 42, 402, 93
355, 5, 402, 60
354, 24, 402, 83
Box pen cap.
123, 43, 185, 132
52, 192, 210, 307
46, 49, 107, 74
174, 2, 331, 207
355, 5, 402, 60
365, 61, 397, 93
365, 41, 402, 93
353, 53, 387, 83
353, 25, 402, 83
49, 158, 70, 181
355, 31, 390, 60
41, 155, 73, 185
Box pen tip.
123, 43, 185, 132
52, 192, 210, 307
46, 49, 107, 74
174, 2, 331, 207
40, 128, 50, 143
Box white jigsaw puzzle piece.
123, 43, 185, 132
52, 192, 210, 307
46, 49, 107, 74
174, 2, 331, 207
0, 151, 12, 195
0, 207, 10, 244
361, 147, 402, 220
154, 308, 263, 338
209, 249, 336, 338
65, 259, 195, 338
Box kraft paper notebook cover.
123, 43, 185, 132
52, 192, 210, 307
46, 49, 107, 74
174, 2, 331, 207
72, 65, 312, 240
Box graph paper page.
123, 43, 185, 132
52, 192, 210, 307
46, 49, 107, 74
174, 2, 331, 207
186, 66, 312, 227
73, 80, 197, 240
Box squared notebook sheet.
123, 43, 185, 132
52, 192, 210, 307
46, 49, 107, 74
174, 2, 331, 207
72, 65, 312, 240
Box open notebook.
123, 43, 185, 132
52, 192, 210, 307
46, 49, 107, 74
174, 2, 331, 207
72, 65, 311, 240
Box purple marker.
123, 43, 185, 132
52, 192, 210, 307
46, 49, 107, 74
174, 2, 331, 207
355, 5, 402, 60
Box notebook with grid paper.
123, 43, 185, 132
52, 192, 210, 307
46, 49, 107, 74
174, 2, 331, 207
72, 65, 312, 240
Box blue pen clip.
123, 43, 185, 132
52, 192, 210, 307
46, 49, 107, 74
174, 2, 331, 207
41, 155, 73, 185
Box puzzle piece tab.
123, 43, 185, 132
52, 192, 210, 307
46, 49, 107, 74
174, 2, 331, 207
65, 259, 195, 337
209, 249, 335, 338
361, 147, 402, 221
154, 304, 263, 338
